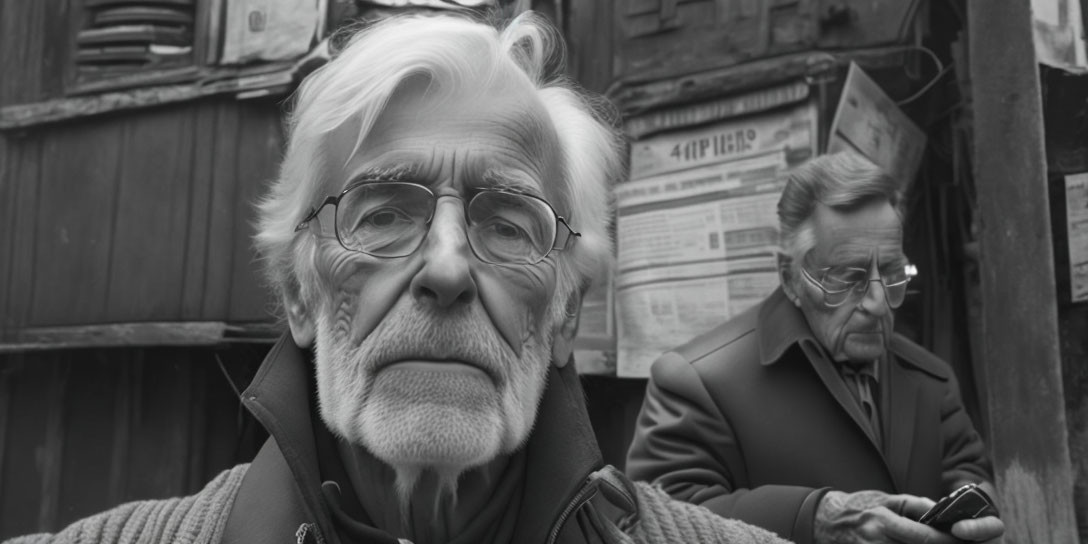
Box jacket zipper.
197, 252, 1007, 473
545, 481, 600, 544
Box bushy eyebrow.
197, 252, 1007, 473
345, 164, 418, 186
480, 168, 543, 197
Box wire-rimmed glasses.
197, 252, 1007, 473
799, 257, 917, 308
294, 180, 580, 265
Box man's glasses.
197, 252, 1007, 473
799, 257, 917, 308
294, 181, 580, 265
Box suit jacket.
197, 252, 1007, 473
625, 288, 993, 544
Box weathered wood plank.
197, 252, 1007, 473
126, 350, 190, 499
566, 0, 614, 95
609, 47, 913, 116
186, 359, 210, 491
201, 101, 241, 319
180, 104, 221, 320
0, 1, 44, 105
30, 118, 123, 325
0, 139, 14, 335
227, 102, 282, 322
0, 355, 13, 504
0, 322, 282, 352
0, 85, 205, 131
1, 136, 42, 336
37, 360, 68, 530
108, 358, 133, 506
0, 322, 228, 351
0, 357, 49, 535
56, 353, 121, 527
104, 107, 195, 321
40, 0, 72, 101
967, 1, 1079, 542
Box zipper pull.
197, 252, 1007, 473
296, 522, 324, 544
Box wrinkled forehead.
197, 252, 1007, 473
809, 200, 904, 265
319, 76, 566, 205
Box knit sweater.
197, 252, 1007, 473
5, 465, 787, 544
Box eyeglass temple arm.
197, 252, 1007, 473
294, 196, 340, 232
554, 217, 581, 250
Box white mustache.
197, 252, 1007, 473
348, 298, 515, 386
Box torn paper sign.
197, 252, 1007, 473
220, 0, 326, 65
828, 62, 927, 191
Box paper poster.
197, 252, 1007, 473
219, 0, 326, 65
573, 273, 617, 375
1032, 0, 1088, 71
613, 102, 820, 376
624, 81, 810, 140
1067, 173, 1088, 303
614, 102, 819, 377
629, 101, 818, 180
827, 62, 926, 191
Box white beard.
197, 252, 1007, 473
312, 294, 553, 503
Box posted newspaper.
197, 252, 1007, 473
615, 102, 818, 377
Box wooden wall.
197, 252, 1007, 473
0, 0, 286, 537
0, 345, 268, 539
1, 1, 282, 333
1, 98, 282, 331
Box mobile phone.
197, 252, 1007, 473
917, 483, 1000, 532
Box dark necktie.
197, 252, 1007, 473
842, 363, 882, 447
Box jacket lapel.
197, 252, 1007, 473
758, 289, 883, 453
882, 352, 921, 492
758, 289, 901, 487
799, 339, 883, 453
511, 361, 605, 544
235, 334, 340, 543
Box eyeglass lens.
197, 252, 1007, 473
334, 183, 558, 264
820, 266, 910, 308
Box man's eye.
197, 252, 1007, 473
361, 208, 411, 228
487, 220, 525, 239
825, 269, 867, 286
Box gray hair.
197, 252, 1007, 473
254, 12, 624, 314
777, 150, 903, 265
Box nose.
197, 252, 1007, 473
410, 198, 477, 308
858, 265, 890, 315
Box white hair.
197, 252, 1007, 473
777, 150, 904, 266
254, 12, 623, 314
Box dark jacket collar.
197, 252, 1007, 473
755, 287, 950, 379
757, 287, 825, 366
241, 334, 605, 544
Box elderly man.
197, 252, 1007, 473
626, 151, 1005, 544
7, 13, 787, 544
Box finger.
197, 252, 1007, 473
882, 510, 959, 544
889, 494, 938, 520
951, 516, 1006, 541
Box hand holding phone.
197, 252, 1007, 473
917, 483, 1000, 532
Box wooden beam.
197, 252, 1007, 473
967, 2, 1080, 543
0, 61, 300, 131
0, 85, 204, 131
0, 321, 282, 352
607, 46, 915, 116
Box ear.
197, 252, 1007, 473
551, 288, 584, 368
777, 253, 802, 308
283, 281, 317, 348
